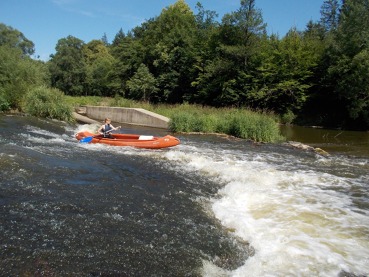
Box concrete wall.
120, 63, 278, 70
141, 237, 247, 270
72, 112, 100, 124
84, 106, 169, 129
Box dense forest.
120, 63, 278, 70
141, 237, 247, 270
1, 0, 368, 130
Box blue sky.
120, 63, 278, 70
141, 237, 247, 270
0, 0, 324, 61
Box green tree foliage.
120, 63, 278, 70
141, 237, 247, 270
83, 40, 115, 96
48, 35, 86, 95
111, 28, 125, 47
110, 31, 145, 96
324, 0, 369, 128
0, 46, 25, 110
255, 28, 322, 114
126, 63, 157, 101
190, 3, 220, 104
194, 2, 218, 31
320, 0, 341, 32
193, 0, 267, 107
147, 0, 197, 103
101, 33, 109, 46
0, 24, 47, 111
0, 23, 35, 56
110, 0, 198, 103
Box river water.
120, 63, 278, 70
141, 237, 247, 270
1, 115, 368, 276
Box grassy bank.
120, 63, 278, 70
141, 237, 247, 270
66, 96, 284, 143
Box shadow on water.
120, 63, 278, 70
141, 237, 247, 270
0, 115, 252, 276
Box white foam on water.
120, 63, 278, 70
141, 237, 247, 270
22, 134, 67, 144
25, 125, 63, 138
161, 144, 369, 277
74, 123, 99, 134
18, 124, 103, 147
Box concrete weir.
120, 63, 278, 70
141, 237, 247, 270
74, 106, 170, 129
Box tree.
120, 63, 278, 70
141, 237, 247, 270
0, 46, 47, 110
110, 32, 145, 96
252, 29, 320, 114
0, 23, 35, 56
190, 3, 219, 104
83, 40, 115, 96
101, 33, 109, 46
295, 20, 330, 125
109, 1, 206, 104
194, 2, 218, 32
48, 36, 86, 95
0, 24, 47, 110
220, 0, 266, 68
126, 63, 157, 101
193, 0, 267, 107
320, 0, 341, 32
325, 0, 369, 128
111, 28, 125, 47
140, 0, 198, 103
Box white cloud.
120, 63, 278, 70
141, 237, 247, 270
51, 0, 96, 18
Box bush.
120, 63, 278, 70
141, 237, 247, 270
0, 92, 10, 111
23, 86, 73, 122
0, 46, 48, 110
280, 110, 296, 124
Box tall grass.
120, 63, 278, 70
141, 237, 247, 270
169, 108, 283, 142
23, 86, 73, 122
66, 96, 284, 143
65, 95, 108, 107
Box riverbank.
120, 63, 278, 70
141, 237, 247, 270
72, 107, 329, 156
67, 96, 283, 143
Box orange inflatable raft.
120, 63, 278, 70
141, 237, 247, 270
75, 131, 180, 149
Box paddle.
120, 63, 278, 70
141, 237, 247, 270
79, 136, 96, 143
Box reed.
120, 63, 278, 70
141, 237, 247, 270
169, 108, 283, 142
157, 104, 284, 143
23, 86, 73, 122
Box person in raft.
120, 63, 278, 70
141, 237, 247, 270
97, 118, 121, 138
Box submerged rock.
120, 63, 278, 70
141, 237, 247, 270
286, 141, 329, 156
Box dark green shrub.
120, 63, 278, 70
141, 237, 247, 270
0, 92, 10, 111
23, 86, 73, 122
280, 110, 296, 125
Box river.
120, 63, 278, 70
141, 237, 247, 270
1, 115, 368, 276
